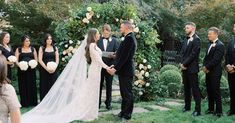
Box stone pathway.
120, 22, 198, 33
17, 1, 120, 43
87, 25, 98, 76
164, 101, 183, 106
148, 105, 170, 111
99, 107, 149, 116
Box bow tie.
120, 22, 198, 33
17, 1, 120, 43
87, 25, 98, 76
186, 36, 190, 39
102, 37, 109, 40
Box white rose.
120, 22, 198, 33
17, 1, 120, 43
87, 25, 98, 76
145, 72, 149, 77
86, 13, 92, 20
62, 58, 65, 61
121, 37, 124, 41
139, 91, 143, 95
69, 40, 73, 44
68, 46, 73, 51
134, 81, 139, 86
138, 84, 142, 88
87, 7, 92, 12
115, 18, 119, 22
145, 83, 150, 87
140, 70, 145, 75
96, 14, 100, 18
143, 59, 147, 63
129, 19, 134, 23
47, 62, 58, 71
77, 41, 81, 45
62, 51, 67, 55
28, 60, 38, 69
68, 53, 72, 57
134, 27, 139, 33
7, 55, 17, 62
139, 64, 144, 70
65, 44, 68, 48
82, 18, 89, 24
138, 75, 144, 80
147, 65, 152, 69
72, 49, 77, 54
18, 61, 28, 71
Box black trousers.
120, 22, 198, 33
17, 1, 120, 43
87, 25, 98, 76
118, 75, 134, 119
228, 73, 235, 112
183, 72, 201, 112
99, 69, 113, 107
206, 74, 222, 113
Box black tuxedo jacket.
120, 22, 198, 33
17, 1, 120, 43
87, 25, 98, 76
203, 39, 225, 76
225, 36, 235, 66
180, 34, 201, 74
97, 37, 119, 66
114, 32, 137, 76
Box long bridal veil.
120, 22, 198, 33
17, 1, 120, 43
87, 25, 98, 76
22, 36, 88, 123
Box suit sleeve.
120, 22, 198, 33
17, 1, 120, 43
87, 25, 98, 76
114, 37, 135, 72
225, 40, 232, 65
89, 43, 108, 69
114, 39, 120, 52
182, 38, 200, 67
205, 44, 225, 70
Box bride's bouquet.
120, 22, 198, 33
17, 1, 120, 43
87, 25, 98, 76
7, 55, 17, 63
18, 61, 29, 71
47, 62, 58, 71
28, 59, 38, 69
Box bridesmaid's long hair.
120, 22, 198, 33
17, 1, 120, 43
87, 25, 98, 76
0, 55, 10, 95
42, 33, 55, 48
85, 28, 98, 64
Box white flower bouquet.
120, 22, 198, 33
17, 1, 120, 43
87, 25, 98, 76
47, 62, 58, 71
18, 61, 28, 71
7, 55, 17, 62
28, 60, 38, 69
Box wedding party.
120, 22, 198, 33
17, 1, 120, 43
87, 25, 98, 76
0, 0, 235, 123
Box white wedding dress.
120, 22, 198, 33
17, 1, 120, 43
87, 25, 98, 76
22, 37, 108, 123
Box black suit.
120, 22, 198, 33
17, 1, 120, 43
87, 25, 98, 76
225, 36, 235, 113
114, 32, 137, 120
203, 39, 225, 113
97, 37, 119, 108
180, 34, 201, 112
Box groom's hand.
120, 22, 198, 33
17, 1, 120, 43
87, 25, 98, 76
107, 67, 116, 75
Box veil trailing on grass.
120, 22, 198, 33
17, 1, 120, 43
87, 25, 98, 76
22, 36, 89, 123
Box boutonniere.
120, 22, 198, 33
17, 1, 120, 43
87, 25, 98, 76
121, 37, 125, 41
212, 43, 216, 47
108, 37, 112, 42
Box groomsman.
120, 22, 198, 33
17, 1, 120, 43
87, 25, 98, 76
225, 24, 235, 116
97, 24, 119, 110
107, 21, 137, 121
203, 27, 225, 117
180, 22, 201, 116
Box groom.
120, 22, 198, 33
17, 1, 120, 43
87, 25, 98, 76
107, 21, 137, 120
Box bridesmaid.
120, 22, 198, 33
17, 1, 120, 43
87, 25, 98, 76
38, 33, 59, 100
0, 32, 15, 80
15, 35, 38, 107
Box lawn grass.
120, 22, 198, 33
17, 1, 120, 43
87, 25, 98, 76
21, 99, 235, 123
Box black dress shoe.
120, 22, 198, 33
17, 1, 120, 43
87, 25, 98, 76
192, 111, 201, 116
227, 110, 235, 116
117, 112, 123, 118
182, 108, 190, 112
214, 113, 223, 117
205, 110, 214, 114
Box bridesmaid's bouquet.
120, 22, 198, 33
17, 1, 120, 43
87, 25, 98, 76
18, 61, 29, 71
47, 62, 58, 71
7, 55, 17, 63
28, 60, 38, 69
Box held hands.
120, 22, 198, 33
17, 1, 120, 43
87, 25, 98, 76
226, 64, 235, 74
202, 66, 209, 73
180, 63, 187, 70
106, 65, 116, 75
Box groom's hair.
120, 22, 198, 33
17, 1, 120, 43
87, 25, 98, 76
121, 21, 133, 30
102, 24, 111, 32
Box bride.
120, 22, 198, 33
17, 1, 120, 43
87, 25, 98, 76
22, 28, 110, 123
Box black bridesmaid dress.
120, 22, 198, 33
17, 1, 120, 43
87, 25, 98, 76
39, 46, 58, 100
0, 45, 14, 80
17, 47, 38, 107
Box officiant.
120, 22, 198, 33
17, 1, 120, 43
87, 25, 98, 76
98, 24, 119, 110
